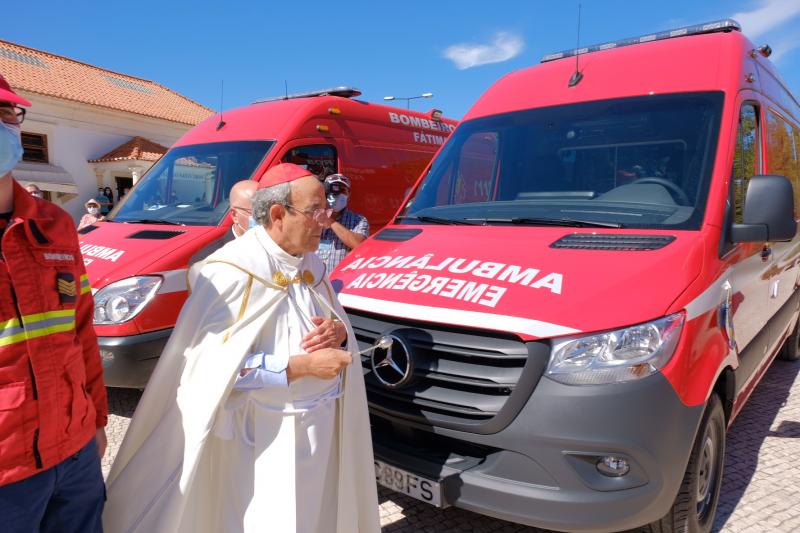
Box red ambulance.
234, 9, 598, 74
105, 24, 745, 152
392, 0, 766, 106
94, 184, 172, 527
79, 87, 456, 388
331, 21, 800, 532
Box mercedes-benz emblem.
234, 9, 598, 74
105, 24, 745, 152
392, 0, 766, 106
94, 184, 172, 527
370, 334, 413, 389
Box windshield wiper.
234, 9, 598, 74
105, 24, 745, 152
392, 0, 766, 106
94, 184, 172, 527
396, 215, 480, 226
118, 219, 185, 226
466, 217, 623, 228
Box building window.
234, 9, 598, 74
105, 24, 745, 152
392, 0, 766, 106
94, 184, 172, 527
21, 132, 49, 163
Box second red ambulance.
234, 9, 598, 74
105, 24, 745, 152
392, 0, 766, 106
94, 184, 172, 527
79, 87, 456, 388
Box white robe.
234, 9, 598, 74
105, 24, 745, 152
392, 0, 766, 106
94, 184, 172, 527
103, 226, 379, 533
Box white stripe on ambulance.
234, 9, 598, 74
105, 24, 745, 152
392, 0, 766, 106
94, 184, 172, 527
338, 293, 580, 339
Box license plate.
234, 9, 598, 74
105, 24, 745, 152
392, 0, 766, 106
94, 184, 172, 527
374, 459, 444, 507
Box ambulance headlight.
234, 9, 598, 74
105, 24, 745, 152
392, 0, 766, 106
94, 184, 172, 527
93, 276, 162, 324
546, 313, 684, 385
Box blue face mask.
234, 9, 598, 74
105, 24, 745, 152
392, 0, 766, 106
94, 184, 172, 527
247, 216, 258, 229
0, 123, 23, 176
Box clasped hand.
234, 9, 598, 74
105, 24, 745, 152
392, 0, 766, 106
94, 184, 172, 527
241, 317, 351, 381
301, 316, 347, 352
294, 317, 351, 381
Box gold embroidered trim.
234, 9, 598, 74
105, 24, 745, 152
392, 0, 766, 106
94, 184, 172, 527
290, 270, 315, 285
205, 260, 284, 290
275, 269, 316, 287
273, 271, 290, 287
223, 275, 253, 343
204, 260, 321, 293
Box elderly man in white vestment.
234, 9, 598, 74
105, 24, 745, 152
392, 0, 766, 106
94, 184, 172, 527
103, 163, 380, 533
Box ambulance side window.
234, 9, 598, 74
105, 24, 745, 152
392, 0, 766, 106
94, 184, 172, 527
732, 104, 760, 224
282, 145, 337, 178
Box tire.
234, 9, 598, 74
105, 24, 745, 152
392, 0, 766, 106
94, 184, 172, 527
646, 394, 725, 533
779, 317, 800, 361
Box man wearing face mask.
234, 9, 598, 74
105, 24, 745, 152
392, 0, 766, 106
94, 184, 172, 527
0, 75, 108, 532
229, 179, 258, 238
187, 179, 258, 286
317, 174, 368, 273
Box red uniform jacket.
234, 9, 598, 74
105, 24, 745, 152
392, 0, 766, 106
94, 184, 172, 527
0, 180, 107, 486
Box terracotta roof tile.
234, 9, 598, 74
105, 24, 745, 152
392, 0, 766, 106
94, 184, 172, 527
0, 39, 214, 125
89, 136, 168, 163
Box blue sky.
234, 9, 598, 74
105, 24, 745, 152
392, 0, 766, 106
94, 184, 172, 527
4, 0, 800, 120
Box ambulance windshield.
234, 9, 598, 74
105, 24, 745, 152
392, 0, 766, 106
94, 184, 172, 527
110, 140, 273, 226
402, 92, 723, 230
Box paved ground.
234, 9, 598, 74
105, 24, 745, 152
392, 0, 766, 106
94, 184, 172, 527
103, 358, 800, 532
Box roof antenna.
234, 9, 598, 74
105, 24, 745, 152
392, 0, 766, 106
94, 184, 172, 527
216, 80, 226, 130
284, 80, 289, 100
568, 3, 584, 87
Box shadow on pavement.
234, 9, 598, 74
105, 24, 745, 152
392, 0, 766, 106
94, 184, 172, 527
378, 486, 548, 533
713, 359, 800, 531
107, 387, 143, 418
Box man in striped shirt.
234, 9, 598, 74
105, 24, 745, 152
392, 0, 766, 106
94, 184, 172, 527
317, 174, 369, 274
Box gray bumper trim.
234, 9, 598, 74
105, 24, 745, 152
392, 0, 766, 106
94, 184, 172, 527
371, 371, 704, 532
98, 329, 172, 388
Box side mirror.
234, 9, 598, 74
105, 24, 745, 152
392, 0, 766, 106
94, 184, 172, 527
731, 175, 797, 243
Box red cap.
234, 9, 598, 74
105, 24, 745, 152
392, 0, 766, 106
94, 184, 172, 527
258, 163, 313, 188
0, 75, 31, 107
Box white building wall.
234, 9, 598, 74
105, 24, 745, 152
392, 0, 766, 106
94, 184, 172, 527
13, 91, 198, 221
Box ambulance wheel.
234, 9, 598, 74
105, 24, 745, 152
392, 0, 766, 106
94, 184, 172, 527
779, 318, 800, 361
647, 394, 725, 533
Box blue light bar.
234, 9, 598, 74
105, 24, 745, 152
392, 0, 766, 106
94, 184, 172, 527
540, 19, 741, 63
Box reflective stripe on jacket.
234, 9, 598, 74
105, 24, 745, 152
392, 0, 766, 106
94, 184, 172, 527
0, 179, 107, 486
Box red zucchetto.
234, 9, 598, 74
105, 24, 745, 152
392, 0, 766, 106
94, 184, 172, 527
258, 163, 313, 188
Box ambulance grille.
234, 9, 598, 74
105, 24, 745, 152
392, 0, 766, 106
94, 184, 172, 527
550, 233, 675, 250
347, 309, 550, 434
126, 230, 186, 240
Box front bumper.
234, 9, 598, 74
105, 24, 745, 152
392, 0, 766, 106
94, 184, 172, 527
370, 372, 704, 533
97, 329, 173, 388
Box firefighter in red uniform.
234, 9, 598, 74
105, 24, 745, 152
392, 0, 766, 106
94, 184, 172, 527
0, 75, 108, 532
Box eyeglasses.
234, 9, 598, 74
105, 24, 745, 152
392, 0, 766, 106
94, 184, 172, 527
0, 105, 25, 125
231, 205, 252, 215
284, 204, 332, 223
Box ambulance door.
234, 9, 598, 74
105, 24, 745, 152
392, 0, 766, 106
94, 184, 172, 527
763, 108, 800, 346
725, 101, 772, 394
